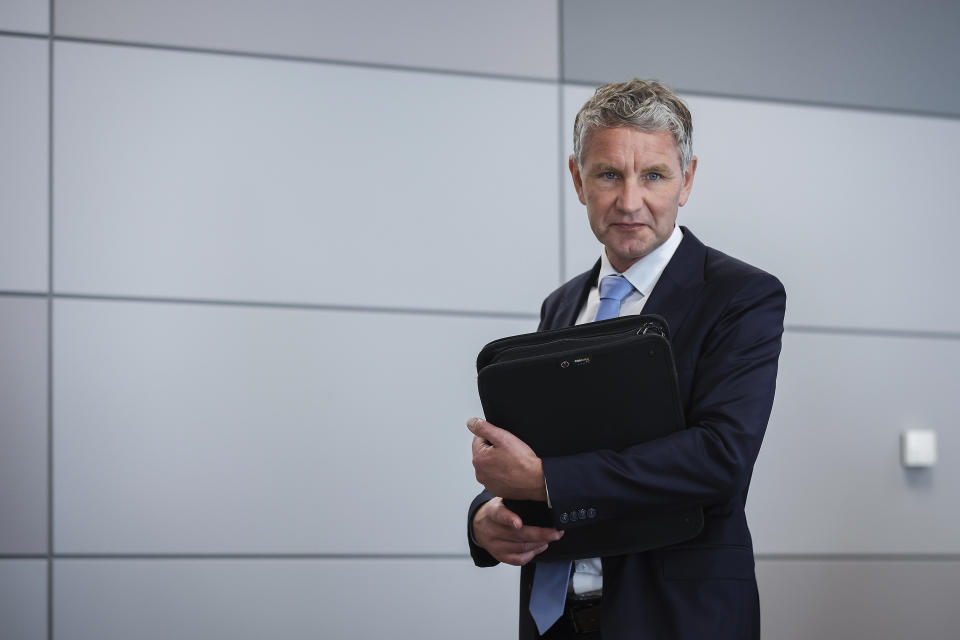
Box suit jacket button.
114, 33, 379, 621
587, 508, 597, 519
560, 513, 569, 524
578, 508, 587, 520
570, 510, 578, 522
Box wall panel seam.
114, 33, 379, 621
756, 554, 960, 562
27, 292, 960, 339
51, 553, 473, 561
784, 324, 960, 342
556, 0, 566, 284
41, 293, 541, 320
0, 30, 48, 40
47, 2, 55, 638
44, 34, 960, 121
9, 553, 958, 561
563, 80, 960, 123
50, 34, 559, 86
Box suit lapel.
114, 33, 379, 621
556, 260, 601, 329
641, 227, 706, 337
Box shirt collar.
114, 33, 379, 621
597, 225, 684, 297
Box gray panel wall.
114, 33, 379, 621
0, 0, 48, 33
54, 299, 533, 554
750, 332, 960, 553
757, 559, 960, 639
0, 36, 48, 293
0, 297, 47, 554
55, 559, 519, 640
55, 0, 558, 79
563, 0, 960, 116
0, 560, 47, 640
2, 0, 958, 638
53, 41, 558, 313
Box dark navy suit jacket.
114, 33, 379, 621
468, 228, 786, 639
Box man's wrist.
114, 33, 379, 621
527, 458, 548, 502
469, 499, 493, 548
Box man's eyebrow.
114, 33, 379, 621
591, 163, 620, 172
641, 163, 674, 175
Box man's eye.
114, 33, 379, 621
645, 172, 663, 181
601, 171, 618, 180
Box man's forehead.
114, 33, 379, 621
581, 127, 681, 166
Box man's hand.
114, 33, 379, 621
472, 497, 563, 566
468, 417, 547, 501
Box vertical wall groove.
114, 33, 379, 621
46, 1, 54, 638
556, 0, 566, 283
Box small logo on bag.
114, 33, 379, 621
560, 357, 590, 369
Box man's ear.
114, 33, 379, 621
678, 155, 698, 207
569, 155, 586, 205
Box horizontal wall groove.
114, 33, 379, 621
8, 552, 957, 562
563, 79, 960, 122
52, 34, 559, 85
756, 553, 960, 562
11, 291, 959, 338
785, 324, 960, 342
51, 553, 471, 561
44, 292, 540, 320
16, 291, 960, 337
0, 29, 49, 40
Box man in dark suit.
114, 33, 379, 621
467, 79, 786, 639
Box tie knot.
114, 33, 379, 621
598, 274, 634, 303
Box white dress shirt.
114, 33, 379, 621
569, 225, 684, 597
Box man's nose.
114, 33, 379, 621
617, 180, 644, 213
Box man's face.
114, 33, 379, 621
570, 127, 697, 273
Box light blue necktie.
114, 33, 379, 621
595, 274, 635, 321
528, 274, 635, 634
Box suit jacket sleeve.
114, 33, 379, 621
540, 270, 786, 528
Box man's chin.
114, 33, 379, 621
605, 245, 654, 271
610, 235, 658, 256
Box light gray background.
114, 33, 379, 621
0, 36, 48, 292
0, 560, 47, 640
563, 0, 960, 117
1, 0, 958, 637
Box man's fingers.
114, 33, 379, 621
476, 500, 562, 565
486, 503, 563, 541
510, 525, 564, 543
499, 543, 550, 566
490, 524, 564, 545
466, 417, 507, 446
521, 540, 549, 554
471, 434, 487, 457
489, 503, 522, 530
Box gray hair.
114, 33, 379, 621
573, 78, 693, 174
